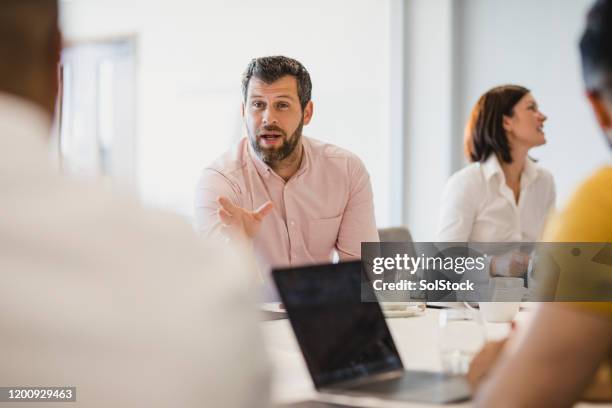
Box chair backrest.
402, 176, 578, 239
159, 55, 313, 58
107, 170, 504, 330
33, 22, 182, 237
374, 226, 423, 302
377, 226, 413, 243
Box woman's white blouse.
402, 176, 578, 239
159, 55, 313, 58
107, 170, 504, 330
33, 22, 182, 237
437, 155, 556, 242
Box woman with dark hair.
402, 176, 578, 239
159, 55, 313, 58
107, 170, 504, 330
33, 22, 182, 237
438, 85, 555, 247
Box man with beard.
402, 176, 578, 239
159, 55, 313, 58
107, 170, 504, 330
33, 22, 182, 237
195, 56, 378, 287
467, 0, 612, 405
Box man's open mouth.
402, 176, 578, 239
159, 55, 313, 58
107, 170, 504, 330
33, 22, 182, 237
259, 133, 283, 145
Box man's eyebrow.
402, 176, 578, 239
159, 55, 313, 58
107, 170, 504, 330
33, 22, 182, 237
248, 93, 296, 100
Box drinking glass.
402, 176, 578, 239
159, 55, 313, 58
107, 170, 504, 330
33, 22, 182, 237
437, 308, 485, 375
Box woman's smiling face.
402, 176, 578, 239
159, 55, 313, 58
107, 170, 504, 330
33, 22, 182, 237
503, 92, 548, 150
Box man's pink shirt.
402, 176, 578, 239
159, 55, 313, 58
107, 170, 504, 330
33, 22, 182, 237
194, 136, 379, 275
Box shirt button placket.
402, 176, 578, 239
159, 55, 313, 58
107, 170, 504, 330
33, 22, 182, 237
284, 185, 294, 262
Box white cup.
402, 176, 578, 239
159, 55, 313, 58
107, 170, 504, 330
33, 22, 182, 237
489, 277, 524, 289
479, 286, 525, 322
479, 302, 521, 322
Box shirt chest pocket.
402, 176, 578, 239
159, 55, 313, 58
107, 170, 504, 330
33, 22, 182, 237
307, 215, 343, 256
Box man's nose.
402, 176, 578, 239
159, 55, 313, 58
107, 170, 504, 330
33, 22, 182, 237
262, 107, 278, 126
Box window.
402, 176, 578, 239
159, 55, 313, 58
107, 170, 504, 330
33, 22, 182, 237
59, 38, 137, 191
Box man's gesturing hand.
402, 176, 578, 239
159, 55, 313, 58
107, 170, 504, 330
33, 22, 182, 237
217, 196, 274, 239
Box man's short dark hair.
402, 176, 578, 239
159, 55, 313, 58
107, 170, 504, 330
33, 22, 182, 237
580, 0, 612, 99
241, 56, 312, 110
464, 85, 530, 164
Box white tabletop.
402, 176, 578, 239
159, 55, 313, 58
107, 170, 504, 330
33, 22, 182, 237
262, 307, 608, 407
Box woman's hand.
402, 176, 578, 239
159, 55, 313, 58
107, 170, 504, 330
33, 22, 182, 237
490, 251, 530, 277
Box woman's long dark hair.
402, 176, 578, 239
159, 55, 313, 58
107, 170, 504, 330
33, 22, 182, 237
464, 85, 530, 163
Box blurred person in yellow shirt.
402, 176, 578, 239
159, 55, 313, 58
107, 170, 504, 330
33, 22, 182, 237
468, 0, 612, 406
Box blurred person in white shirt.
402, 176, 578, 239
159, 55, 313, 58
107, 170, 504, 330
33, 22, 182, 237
0, 1, 269, 407
437, 85, 555, 277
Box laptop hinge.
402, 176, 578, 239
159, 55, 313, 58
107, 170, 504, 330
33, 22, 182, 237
320, 369, 404, 390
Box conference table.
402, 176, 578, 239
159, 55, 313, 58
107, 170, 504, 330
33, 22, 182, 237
262, 306, 609, 407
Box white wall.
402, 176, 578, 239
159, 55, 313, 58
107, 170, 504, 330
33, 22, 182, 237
405, 0, 609, 241
60, 0, 395, 226
404, 0, 455, 241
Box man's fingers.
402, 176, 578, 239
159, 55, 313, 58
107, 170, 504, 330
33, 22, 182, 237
253, 201, 274, 221
217, 196, 239, 215
218, 208, 234, 225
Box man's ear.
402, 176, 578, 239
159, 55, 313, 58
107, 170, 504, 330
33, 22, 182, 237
241, 102, 245, 118
303, 100, 314, 125
586, 91, 612, 130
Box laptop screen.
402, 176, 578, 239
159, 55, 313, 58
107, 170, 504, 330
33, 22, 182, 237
272, 261, 403, 388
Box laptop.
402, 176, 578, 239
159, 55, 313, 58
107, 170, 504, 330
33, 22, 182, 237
272, 261, 471, 404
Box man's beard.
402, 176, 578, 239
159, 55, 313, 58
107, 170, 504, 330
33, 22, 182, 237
249, 118, 304, 166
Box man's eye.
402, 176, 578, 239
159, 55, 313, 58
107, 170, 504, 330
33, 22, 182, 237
252, 101, 265, 108
278, 102, 289, 109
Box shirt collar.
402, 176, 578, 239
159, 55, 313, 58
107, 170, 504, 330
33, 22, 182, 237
295, 136, 310, 177
522, 157, 539, 186
480, 154, 503, 181
480, 153, 540, 185
247, 138, 273, 179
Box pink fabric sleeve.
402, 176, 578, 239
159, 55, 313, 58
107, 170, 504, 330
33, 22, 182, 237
194, 169, 241, 237
336, 157, 379, 260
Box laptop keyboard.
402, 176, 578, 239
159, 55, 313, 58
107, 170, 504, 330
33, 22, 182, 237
348, 370, 447, 394
339, 370, 470, 403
